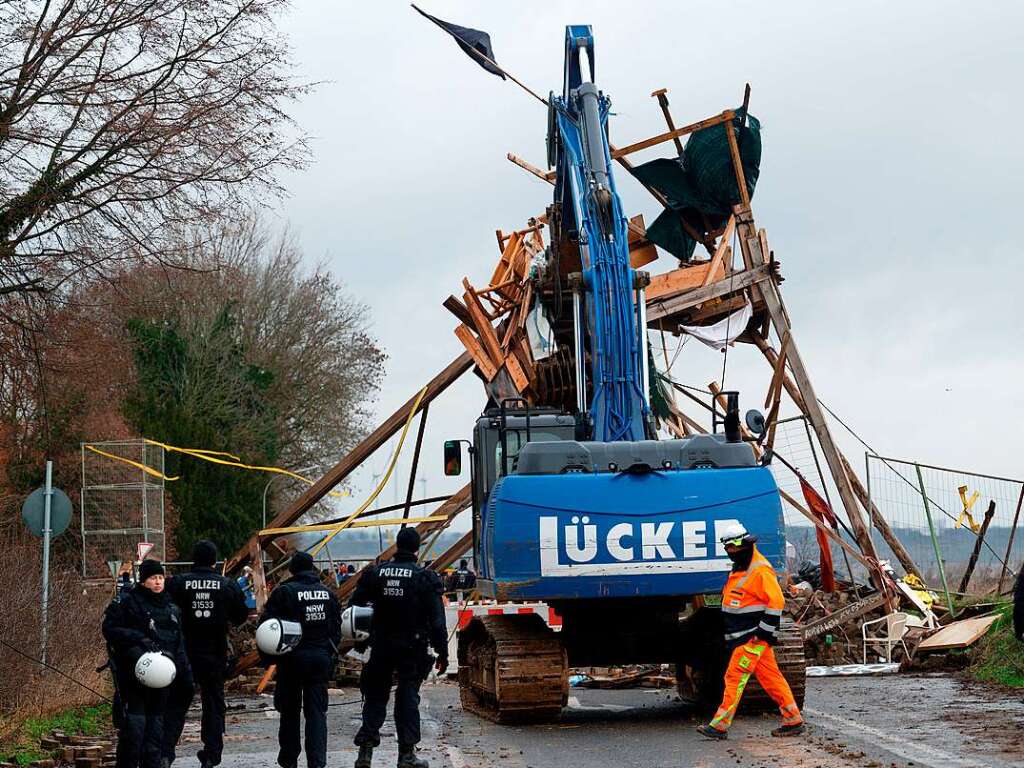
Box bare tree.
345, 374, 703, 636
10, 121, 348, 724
0, 0, 308, 299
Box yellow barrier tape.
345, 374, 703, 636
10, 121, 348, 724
260, 514, 448, 537
85, 440, 350, 498
955, 485, 981, 532
85, 445, 181, 481
308, 386, 430, 557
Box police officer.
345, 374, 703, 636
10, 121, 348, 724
446, 559, 476, 600
261, 552, 341, 768
103, 559, 189, 768
350, 528, 447, 768
163, 540, 249, 767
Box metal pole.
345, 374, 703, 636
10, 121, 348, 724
997, 484, 1024, 593
41, 460, 53, 666
915, 463, 955, 617
80, 443, 87, 577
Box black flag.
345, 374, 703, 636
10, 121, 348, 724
412, 5, 506, 80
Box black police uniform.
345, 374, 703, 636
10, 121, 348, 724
447, 564, 476, 595
350, 551, 447, 753
102, 583, 189, 768
163, 565, 249, 765
262, 565, 341, 768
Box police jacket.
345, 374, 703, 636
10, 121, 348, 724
102, 584, 188, 675
350, 551, 447, 656
166, 565, 249, 659
262, 569, 341, 656
720, 546, 785, 650
447, 568, 476, 593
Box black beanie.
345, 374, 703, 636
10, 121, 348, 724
139, 559, 164, 581
289, 551, 315, 574
192, 540, 217, 567
396, 527, 421, 553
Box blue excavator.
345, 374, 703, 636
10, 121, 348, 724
443, 26, 804, 722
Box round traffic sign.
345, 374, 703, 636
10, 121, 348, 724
21, 486, 73, 538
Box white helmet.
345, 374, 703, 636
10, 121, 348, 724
256, 618, 303, 655
135, 652, 176, 689
340, 606, 373, 642
718, 521, 755, 545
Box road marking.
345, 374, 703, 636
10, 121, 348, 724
804, 707, 993, 768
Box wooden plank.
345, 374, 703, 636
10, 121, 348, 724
611, 111, 734, 159
734, 205, 883, 596
917, 615, 998, 651
724, 119, 750, 207
703, 216, 735, 287
628, 214, 659, 268
224, 353, 474, 573
646, 264, 771, 323
503, 353, 531, 393
463, 282, 504, 365
959, 500, 996, 594
802, 593, 887, 640
454, 325, 498, 381
442, 295, 473, 326
646, 260, 726, 301
764, 331, 791, 409
506, 153, 552, 183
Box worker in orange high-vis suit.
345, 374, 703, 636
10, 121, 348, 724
697, 522, 804, 740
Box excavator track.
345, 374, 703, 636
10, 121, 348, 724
457, 613, 568, 724
677, 618, 806, 712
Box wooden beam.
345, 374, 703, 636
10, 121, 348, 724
764, 331, 791, 409
454, 325, 498, 381
224, 353, 474, 573
646, 261, 726, 301
959, 500, 996, 594
507, 153, 552, 184
704, 216, 735, 287
733, 205, 882, 581
428, 529, 474, 573
463, 282, 504, 365
442, 295, 473, 327
646, 264, 771, 323
724, 118, 750, 208
611, 111, 734, 159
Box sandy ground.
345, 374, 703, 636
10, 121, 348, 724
172, 673, 1023, 768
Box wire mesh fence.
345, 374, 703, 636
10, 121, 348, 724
866, 454, 1023, 596
80, 440, 166, 577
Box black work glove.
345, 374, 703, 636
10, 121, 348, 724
354, 640, 369, 654
754, 628, 777, 645
434, 654, 449, 675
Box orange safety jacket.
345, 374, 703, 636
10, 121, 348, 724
720, 546, 785, 649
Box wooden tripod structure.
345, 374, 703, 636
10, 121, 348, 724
225, 87, 915, 615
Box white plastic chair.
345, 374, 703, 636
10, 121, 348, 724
862, 612, 910, 663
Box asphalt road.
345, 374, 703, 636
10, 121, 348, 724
174, 673, 1023, 768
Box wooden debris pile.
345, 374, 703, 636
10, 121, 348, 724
0, 730, 118, 768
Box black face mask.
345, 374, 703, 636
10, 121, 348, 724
727, 545, 754, 570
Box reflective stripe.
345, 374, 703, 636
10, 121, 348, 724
757, 621, 777, 633
721, 603, 768, 614
765, 607, 783, 616
724, 627, 755, 640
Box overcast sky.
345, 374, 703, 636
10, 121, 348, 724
268, 2, 1024, 536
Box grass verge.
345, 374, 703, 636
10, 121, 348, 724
968, 604, 1024, 688
0, 703, 111, 765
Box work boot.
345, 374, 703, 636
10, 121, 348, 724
771, 722, 805, 737
696, 723, 728, 740
354, 744, 373, 768
396, 747, 429, 768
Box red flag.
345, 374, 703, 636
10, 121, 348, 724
799, 478, 836, 593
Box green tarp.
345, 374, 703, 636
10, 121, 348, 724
632, 108, 761, 262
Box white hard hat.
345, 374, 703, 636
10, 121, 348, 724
135, 652, 176, 689
340, 606, 373, 642
718, 521, 754, 545
255, 618, 303, 655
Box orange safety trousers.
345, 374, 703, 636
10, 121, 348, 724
709, 640, 802, 731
